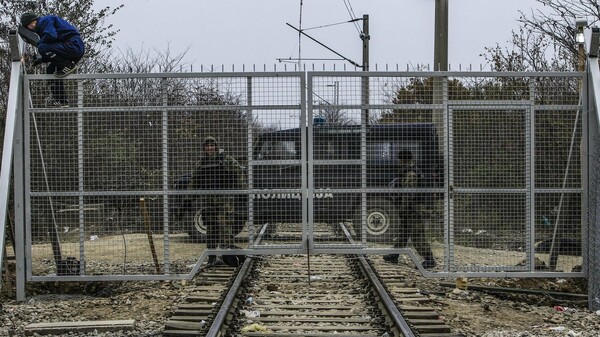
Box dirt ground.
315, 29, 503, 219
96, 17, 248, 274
392, 254, 599, 336
1, 233, 599, 336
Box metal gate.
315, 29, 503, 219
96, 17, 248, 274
12, 71, 586, 290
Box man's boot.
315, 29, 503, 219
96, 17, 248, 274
422, 252, 436, 269
383, 244, 401, 263
207, 255, 216, 266
383, 254, 399, 263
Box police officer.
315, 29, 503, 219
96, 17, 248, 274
191, 137, 245, 265
383, 149, 436, 269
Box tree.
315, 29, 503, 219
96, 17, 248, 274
483, 0, 599, 72
483, 27, 576, 73
519, 0, 599, 57
0, 0, 122, 58
0, 0, 122, 147
379, 77, 469, 124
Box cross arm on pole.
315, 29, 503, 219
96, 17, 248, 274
286, 23, 362, 68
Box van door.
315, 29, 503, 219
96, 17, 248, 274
253, 134, 303, 227
313, 131, 360, 223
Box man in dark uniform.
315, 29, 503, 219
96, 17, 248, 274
384, 149, 436, 269
190, 137, 245, 265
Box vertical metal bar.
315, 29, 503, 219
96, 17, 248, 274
161, 77, 170, 274
582, 71, 589, 276
586, 56, 600, 310
1, 34, 22, 292
360, 75, 368, 245
305, 72, 312, 252
585, 68, 596, 307
527, 80, 535, 271
445, 76, 454, 271
77, 80, 85, 274
21, 76, 32, 299
246, 76, 254, 246
441, 76, 449, 271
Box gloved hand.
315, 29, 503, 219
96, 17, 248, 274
32, 55, 44, 66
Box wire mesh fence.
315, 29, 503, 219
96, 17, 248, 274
17, 71, 587, 281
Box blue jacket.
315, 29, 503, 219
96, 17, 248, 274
35, 15, 80, 44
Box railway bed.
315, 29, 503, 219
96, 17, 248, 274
164, 253, 465, 337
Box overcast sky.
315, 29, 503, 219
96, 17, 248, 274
93, 0, 545, 71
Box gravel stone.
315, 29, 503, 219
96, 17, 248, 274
1, 260, 599, 336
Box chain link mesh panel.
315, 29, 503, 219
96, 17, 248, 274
25, 73, 304, 278
20, 71, 586, 280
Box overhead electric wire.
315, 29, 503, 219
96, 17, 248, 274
302, 18, 361, 31
286, 23, 361, 67
298, 0, 303, 66
287, 0, 362, 66
342, 0, 362, 34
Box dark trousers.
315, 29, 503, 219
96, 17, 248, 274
394, 209, 434, 260
38, 37, 84, 103
37, 36, 84, 65
204, 205, 234, 249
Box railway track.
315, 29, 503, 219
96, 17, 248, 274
370, 256, 465, 337
163, 251, 465, 337
230, 254, 398, 336
163, 224, 462, 336
163, 262, 239, 336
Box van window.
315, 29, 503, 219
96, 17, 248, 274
256, 140, 298, 160
368, 142, 420, 165
315, 139, 359, 160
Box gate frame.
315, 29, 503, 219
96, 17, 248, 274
6, 69, 592, 303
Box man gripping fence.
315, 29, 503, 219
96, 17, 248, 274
19, 12, 85, 107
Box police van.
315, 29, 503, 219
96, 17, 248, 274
175, 123, 443, 242
252, 123, 443, 241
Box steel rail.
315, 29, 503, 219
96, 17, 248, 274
204, 256, 253, 337
341, 224, 416, 337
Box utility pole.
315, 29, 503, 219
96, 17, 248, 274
432, 0, 448, 153
362, 14, 369, 72
361, 14, 370, 124
332, 81, 339, 106
433, 0, 448, 71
